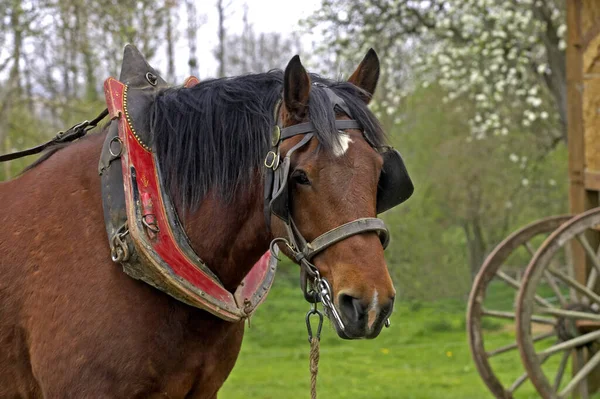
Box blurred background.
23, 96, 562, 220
0, 0, 568, 397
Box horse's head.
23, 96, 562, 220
269, 50, 413, 339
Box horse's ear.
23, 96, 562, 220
283, 55, 311, 119
348, 48, 380, 104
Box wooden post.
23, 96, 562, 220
567, 1, 600, 395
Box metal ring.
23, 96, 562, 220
109, 136, 123, 157
306, 306, 324, 342
142, 215, 160, 233
145, 72, 158, 86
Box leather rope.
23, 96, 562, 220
310, 336, 320, 399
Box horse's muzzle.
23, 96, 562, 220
333, 294, 394, 339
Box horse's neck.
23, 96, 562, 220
69, 130, 269, 293
179, 179, 270, 292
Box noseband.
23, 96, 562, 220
263, 88, 392, 332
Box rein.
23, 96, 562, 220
0, 109, 109, 162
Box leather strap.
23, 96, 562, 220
303, 218, 389, 261
324, 87, 352, 117
280, 120, 361, 140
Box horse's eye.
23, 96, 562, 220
291, 169, 311, 185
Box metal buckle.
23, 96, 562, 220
264, 151, 279, 169
56, 120, 89, 141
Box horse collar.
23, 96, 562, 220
98, 69, 276, 322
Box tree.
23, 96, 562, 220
185, 0, 206, 77
215, 0, 230, 77
223, 10, 303, 75
383, 84, 567, 298
306, 0, 566, 147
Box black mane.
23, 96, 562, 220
151, 70, 387, 211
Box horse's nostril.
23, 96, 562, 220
338, 293, 367, 323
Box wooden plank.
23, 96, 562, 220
576, 320, 600, 333
584, 170, 600, 191
583, 33, 600, 172
582, 0, 600, 36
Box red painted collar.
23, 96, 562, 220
103, 76, 276, 321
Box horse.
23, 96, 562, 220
0, 46, 412, 397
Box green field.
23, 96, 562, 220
220, 278, 549, 399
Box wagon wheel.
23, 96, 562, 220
517, 208, 600, 399
467, 215, 572, 398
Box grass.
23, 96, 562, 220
219, 278, 548, 399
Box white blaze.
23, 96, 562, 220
333, 133, 353, 157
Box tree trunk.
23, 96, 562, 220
186, 0, 199, 76
75, 0, 96, 102
463, 219, 487, 281
216, 0, 226, 77
8, 0, 23, 98
166, 2, 176, 82
533, 3, 568, 144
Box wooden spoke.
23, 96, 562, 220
576, 348, 589, 399
586, 268, 598, 291
508, 352, 552, 394
482, 309, 556, 325
548, 267, 600, 306
576, 233, 600, 277
495, 270, 555, 308
538, 307, 600, 322
486, 331, 554, 358
507, 371, 529, 393
524, 241, 536, 256
552, 350, 570, 391
543, 269, 568, 307
558, 348, 600, 398
537, 330, 600, 358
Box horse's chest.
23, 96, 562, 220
154, 321, 245, 398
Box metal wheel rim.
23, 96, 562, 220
516, 208, 600, 399
467, 215, 572, 398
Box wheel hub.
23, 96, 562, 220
555, 303, 599, 345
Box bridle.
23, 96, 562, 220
263, 87, 392, 332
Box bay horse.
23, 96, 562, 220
0, 46, 412, 397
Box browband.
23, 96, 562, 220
280, 120, 361, 140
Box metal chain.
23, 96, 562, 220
110, 223, 130, 262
